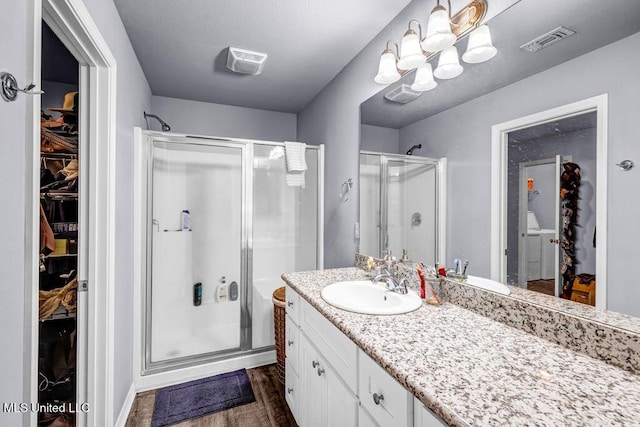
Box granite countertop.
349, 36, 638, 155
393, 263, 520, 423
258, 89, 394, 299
282, 267, 640, 427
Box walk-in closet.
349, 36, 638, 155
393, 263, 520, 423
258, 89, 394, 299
38, 22, 80, 427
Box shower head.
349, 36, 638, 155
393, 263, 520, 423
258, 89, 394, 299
144, 111, 171, 132
406, 144, 422, 155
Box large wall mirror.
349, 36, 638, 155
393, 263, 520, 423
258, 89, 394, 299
358, 0, 640, 318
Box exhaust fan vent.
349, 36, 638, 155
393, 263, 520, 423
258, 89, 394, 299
520, 26, 576, 53
226, 47, 268, 75
384, 84, 421, 104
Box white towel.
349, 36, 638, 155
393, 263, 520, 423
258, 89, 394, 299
284, 141, 307, 172
284, 141, 307, 187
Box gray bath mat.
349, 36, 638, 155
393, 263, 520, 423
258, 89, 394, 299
151, 369, 255, 426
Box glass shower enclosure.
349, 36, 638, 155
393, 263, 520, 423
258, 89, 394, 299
359, 151, 443, 265
139, 132, 323, 374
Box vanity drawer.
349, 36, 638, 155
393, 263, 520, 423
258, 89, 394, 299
285, 315, 300, 373
285, 285, 300, 325
359, 351, 412, 427
285, 359, 299, 423
299, 297, 358, 392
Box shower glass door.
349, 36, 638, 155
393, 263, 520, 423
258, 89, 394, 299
359, 152, 440, 265
149, 140, 245, 365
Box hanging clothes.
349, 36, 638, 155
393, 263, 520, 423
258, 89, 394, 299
559, 162, 581, 299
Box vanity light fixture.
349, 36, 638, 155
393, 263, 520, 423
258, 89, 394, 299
374, 41, 402, 84
462, 24, 497, 63
422, 0, 456, 53
374, 0, 493, 94
397, 21, 427, 70
434, 46, 463, 79
411, 63, 437, 92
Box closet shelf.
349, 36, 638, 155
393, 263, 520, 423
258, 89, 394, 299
40, 192, 78, 200
41, 152, 78, 160
46, 254, 78, 259
40, 305, 76, 322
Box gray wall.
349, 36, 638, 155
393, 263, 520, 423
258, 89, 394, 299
399, 32, 640, 316
0, 1, 30, 424
297, 1, 425, 268
361, 124, 400, 153
0, 0, 153, 423
506, 128, 597, 283
151, 96, 297, 141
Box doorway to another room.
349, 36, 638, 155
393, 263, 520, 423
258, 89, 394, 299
492, 96, 607, 310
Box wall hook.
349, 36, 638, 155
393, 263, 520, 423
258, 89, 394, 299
1, 72, 44, 102
340, 178, 353, 202
615, 160, 634, 171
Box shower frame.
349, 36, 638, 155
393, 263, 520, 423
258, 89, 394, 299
134, 129, 324, 385
359, 150, 447, 264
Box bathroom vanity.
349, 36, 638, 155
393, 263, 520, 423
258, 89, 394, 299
282, 267, 640, 426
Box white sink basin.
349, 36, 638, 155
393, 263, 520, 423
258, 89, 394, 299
464, 275, 511, 295
321, 280, 423, 315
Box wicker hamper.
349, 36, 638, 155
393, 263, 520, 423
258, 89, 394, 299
272, 286, 286, 385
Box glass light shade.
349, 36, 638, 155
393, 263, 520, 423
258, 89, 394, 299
397, 30, 426, 70
462, 25, 497, 63
374, 50, 401, 84
422, 6, 456, 52
434, 46, 463, 79
411, 63, 437, 92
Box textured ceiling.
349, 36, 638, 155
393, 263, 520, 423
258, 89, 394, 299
509, 112, 596, 143
113, 0, 415, 113
361, 0, 640, 129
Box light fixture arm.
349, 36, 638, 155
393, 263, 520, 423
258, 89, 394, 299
408, 19, 424, 40
385, 40, 400, 58
435, 0, 453, 19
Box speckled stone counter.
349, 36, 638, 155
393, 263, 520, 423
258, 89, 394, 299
282, 267, 640, 427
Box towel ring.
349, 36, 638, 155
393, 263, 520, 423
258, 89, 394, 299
340, 178, 353, 202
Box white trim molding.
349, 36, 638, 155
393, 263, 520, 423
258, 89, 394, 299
114, 384, 136, 427
491, 94, 608, 310
37, 1, 118, 426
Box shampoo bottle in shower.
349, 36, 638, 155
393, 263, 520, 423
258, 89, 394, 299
181, 210, 190, 230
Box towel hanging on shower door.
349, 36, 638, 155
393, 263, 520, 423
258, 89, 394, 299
284, 141, 307, 188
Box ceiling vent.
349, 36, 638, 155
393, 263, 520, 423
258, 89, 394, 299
384, 84, 421, 104
226, 47, 268, 75
520, 26, 576, 53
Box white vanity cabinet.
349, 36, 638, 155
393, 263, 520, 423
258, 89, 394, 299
359, 352, 413, 426
414, 397, 448, 427
284, 288, 300, 421
285, 284, 446, 427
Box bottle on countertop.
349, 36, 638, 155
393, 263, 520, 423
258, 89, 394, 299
181, 210, 190, 230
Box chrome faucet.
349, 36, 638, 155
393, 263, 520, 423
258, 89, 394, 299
371, 268, 409, 294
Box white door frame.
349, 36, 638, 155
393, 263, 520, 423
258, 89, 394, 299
491, 95, 608, 310
28, 1, 117, 425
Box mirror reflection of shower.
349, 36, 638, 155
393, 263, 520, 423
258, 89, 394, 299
144, 111, 171, 132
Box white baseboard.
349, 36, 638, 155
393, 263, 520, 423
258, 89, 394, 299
135, 351, 276, 392
114, 383, 136, 427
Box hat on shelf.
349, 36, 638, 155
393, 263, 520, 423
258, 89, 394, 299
48, 91, 79, 113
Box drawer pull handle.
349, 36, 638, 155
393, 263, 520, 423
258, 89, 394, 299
288, 340, 294, 346
287, 388, 293, 394
373, 393, 384, 405
287, 301, 294, 307
312, 360, 320, 368
317, 368, 325, 376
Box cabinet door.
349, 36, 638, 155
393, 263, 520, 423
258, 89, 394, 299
414, 397, 447, 427
326, 361, 358, 427
300, 334, 326, 426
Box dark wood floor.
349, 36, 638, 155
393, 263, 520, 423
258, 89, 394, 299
125, 364, 296, 427
527, 279, 555, 296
